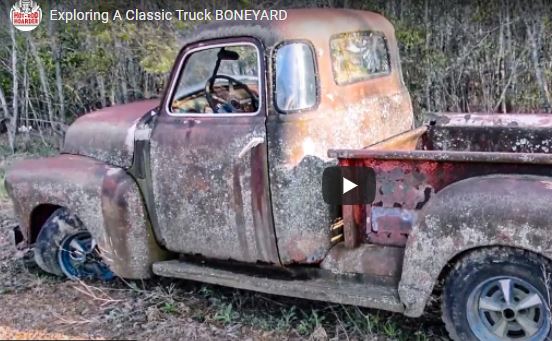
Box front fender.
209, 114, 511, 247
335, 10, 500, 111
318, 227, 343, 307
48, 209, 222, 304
5, 154, 168, 279
398, 174, 552, 317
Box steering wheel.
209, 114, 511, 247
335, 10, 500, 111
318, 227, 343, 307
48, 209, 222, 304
205, 75, 258, 113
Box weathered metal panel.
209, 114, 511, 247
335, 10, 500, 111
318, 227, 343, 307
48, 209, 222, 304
425, 125, 552, 154
399, 175, 552, 317
153, 259, 405, 313
369, 207, 416, 246
101, 167, 170, 277
427, 112, 552, 128
149, 114, 279, 264
149, 34, 279, 264
63, 100, 158, 168
4, 155, 167, 278
321, 243, 404, 278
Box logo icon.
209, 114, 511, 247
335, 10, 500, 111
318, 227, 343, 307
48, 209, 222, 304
10, 0, 42, 31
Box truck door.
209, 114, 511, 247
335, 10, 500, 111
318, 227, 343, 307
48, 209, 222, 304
149, 38, 279, 264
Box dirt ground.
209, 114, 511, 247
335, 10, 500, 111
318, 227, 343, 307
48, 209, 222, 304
0, 197, 447, 341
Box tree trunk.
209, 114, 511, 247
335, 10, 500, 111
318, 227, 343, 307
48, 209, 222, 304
98, 75, 107, 107
525, 17, 552, 110
0, 87, 9, 127
8, 20, 18, 153
423, 0, 432, 112
48, 18, 65, 142
28, 36, 56, 135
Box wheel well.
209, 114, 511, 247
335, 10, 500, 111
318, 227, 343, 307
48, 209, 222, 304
420, 245, 552, 316
437, 245, 552, 285
29, 204, 63, 243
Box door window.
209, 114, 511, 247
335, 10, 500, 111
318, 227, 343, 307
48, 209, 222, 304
171, 43, 260, 115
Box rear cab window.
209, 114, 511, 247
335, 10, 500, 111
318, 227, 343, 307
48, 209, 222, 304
330, 31, 390, 85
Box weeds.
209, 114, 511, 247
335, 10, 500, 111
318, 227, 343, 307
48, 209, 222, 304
0, 178, 6, 200
213, 303, 238, 324
160, 302, 179, 315
47, 274, 444, 340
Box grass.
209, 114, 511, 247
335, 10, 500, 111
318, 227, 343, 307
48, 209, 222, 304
4, 269, 443, 340
0, 178, 6, 200
111, 277, 446, 340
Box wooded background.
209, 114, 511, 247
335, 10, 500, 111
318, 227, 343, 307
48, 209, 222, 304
1, 0, 551, 152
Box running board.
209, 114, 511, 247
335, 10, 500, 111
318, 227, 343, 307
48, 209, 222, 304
152, 260, 404, 313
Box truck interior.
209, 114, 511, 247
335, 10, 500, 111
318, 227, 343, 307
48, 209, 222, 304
171, 45, 260, 114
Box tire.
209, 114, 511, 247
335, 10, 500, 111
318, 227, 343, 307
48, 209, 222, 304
442, 248, 552, 341
34, 208, 113, 280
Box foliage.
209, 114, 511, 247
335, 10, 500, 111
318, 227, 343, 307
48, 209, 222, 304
0, 0, 551, 152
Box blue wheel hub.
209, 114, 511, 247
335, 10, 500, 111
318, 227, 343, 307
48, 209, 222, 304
57, 231, 114, 281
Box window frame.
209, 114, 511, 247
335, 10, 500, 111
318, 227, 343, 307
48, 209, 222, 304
329, 31, 392, 86
272, 40, 320, 114
165, 39, 264, 117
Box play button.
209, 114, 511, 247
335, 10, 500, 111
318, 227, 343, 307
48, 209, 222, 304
322, 166, 376, 205
342, 177, 358, 194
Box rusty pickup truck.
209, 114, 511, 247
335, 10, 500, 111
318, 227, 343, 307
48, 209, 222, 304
5, 9, 552, 341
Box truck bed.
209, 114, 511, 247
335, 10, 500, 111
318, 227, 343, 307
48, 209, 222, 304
330, 113, 552, 164
328, 113, 552, 247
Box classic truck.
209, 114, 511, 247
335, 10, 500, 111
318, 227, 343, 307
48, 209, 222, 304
5, 8, 552, 341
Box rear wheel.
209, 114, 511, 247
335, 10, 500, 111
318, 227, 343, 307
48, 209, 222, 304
34, 208, 113, 280
442, 248, 551, 341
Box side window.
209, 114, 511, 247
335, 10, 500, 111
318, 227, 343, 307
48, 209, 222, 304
171, 44, 260, 115
274, 42, 317, 113
330, 31, 390, 85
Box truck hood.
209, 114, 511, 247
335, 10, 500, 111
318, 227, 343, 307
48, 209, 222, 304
62, 100, 159, 168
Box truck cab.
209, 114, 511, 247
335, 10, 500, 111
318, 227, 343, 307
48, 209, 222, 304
142, 9, 413, 266
7, 7, 413, 275
6, 9, 552, 341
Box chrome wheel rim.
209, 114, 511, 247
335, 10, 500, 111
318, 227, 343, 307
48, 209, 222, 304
57, 231, 113, 280
467, 276, 550, 340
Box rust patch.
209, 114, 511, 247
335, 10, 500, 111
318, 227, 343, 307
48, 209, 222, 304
321, 243, 404, 279
63, 100, 158, 168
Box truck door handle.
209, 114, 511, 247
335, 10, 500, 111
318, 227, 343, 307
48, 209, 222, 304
238, 137, 265, 158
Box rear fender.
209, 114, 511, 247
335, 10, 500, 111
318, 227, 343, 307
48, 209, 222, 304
398, 174, 552, 317
5, 154, 168, 278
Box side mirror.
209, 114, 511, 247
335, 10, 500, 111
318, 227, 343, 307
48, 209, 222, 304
217, 49, 239, 61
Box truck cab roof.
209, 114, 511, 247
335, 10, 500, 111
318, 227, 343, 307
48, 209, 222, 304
180, 8, 407, 115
